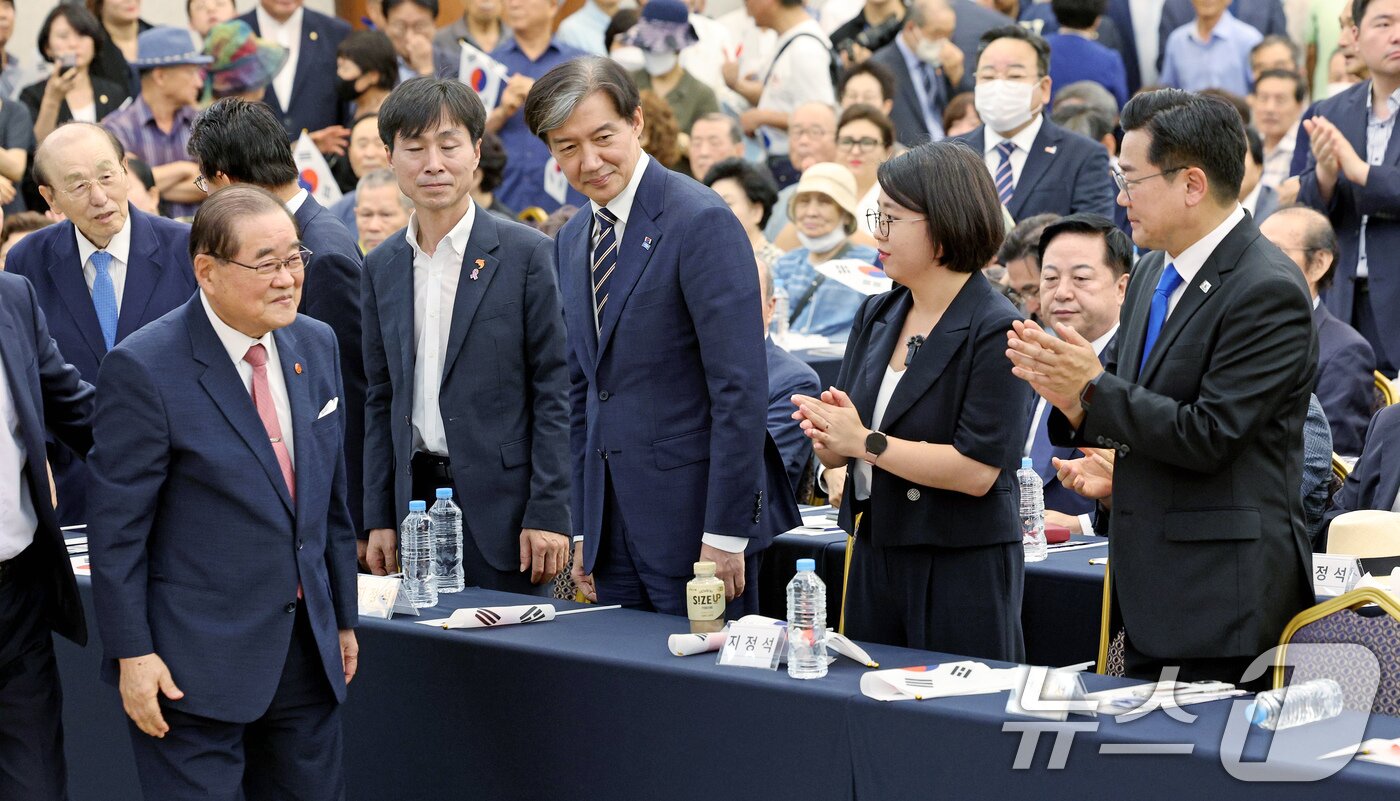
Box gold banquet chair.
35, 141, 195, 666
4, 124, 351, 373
1095, 564, 1127, 677
1328, 453, 1350, 509
1374, 370, 1399, 414
1272, 588, 1400, 715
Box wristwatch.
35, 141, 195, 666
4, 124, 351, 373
1079, 373, 1103, 411
863, 430, 888, 466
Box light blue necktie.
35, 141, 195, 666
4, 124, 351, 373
994, 141, 1016, 206
90, 250, 118, 351
1139, 263, 1183, 377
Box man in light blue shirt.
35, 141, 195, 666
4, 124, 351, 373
554, 0, 624, 55
1159, 1, 1262, 96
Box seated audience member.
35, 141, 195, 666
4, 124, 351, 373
764, 101, 839, 242
1158, 0, 1262, 96
1327, 404, 1400, 536
0, 210, 49, 269
837, 103, 896, 229
997, 213, 1058, 320
100, 26, 211, 220
1250, 68, 1305, 190
330, 113, 392, 235
201, 20, 289, 104
953, 25, 1115, 223
383, 0, 458, 80
1248, 33, 1301, 83
556, 0, 624, 55
1240, 125, 1279, 222
471, 131, 515, 220
870, 0, 962, 147
353, 168, 411, 254
1024, 213, 1129, 534
1260, 206, 1375, 457
0, 84, 32, 215
539, 203, 578, 237
603, 7, 640, 59
941, 90, 979, 136
187, 0, 237, 40
125, 155, 161, 216
625, 0, 719, 159
1044, 0, 1128, 109
703, 156, 785, 271
23, 5, 130, 145
435, 0, 511, 54
639, 89, 683, 169
688, 112, 746, 182
757, 256, 820, 498
839, 59, 897, 117
1051, 101, 1116, 159
771, 162, 878, 341
336, 29, 400, 118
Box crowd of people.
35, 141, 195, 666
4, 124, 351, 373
4, 0, 1400, 798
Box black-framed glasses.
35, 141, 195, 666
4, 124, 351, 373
215, 247, 313, 277
1112, 166, 1186, 201
838, 136, 883, 152
866, 209, 926, 237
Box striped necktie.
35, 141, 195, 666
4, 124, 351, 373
592, 207, 618, 333
994, 141, 1016, 206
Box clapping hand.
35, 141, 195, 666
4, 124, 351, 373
792, 387, 868, 458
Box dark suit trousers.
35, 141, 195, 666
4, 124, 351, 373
593, 467, 763, 618
410, 453, 548, 597
127, 604, 343, 801
0, 544, 67, 801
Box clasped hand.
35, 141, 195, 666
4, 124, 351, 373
1006, 320, 1103, 426
791, 387, 868, 458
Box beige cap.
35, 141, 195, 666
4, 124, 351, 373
1328, 510, 1400, 558
788, 161, 860, 227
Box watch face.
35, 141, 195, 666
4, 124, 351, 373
865, 431, 888, 455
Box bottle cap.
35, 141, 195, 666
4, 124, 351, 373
408, 500, 426, 512
1021, 456, 1033, 469
796, 558, 816, 572
693, 561, 716, 577
436, 487, 453, 499
1246, 701, 1266, 726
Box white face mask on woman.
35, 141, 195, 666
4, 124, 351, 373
974, 79, 1037, 133
797, 228, 848, 254
611, 46, 645, 73
643, 50, 678, 77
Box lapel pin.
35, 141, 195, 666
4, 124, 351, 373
99, 94, 108, 104
1044, 145, 1057, 154
470, 258, 486, 281
642, 236, 653, 251
295, 363, 303, 374
309, 31, 318, 41
1199, 280, 1212, 293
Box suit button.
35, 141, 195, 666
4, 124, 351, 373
285, 602, 296, 613
297, 539, 304, 551
753, 514, 761, 523
906, 488, 921, 501
598, 390, 610, 401
1095, 436, 1105, 445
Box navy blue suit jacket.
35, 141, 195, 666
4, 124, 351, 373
362, 210, 572, 566
952, 121, 1117, 222
1155, 0, 1285, 73
1314, 301, 1376, 457
293, 194, 366, 532
869, 41, 953, 148
0, 272, 94, 644
556, 158, 800, 577
1328, 404, 1400, 531
89, 297, 358, 723
4, 207, 196, 525
766, 338, 819, 498
1297, 81, 1400, 364
1104, 0, 1143, 95
239, 8, 352, 136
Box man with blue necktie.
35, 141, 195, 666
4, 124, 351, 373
4, 122, 196, 526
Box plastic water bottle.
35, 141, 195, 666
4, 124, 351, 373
772, 288, 790, 344
1246, 678, 1345, 730
1018, 457, 1047, 562
399, 501, 436, 608
786, 558, 828, 679
430, 488, 465, 594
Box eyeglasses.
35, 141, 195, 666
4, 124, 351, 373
838, 136, 883, 153
386, 21, 435, 37
214, 248, 313, 277
1112, 166, 1185, 201
195, 175, 209, 194
60, 169, 126, 200
866, 209, 926, 237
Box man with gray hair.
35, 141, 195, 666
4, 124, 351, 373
524, 56, 798, 615
688, 112, 746, 181
764, 101, 839, 241
869, 0, 962, 148
353, 168, 411, 253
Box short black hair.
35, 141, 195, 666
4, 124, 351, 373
190, 184, 299, 263
877, 141, 1006, 274
702, 157, 780, 229
978, 25, 1050, 78
379, 76, 487, 151
998, 213, 1058, 270
838, 103, 895, 149
338, 30, 400, 92
127, 156, 156, 191
477, 132, 507, 193
605, 9, 640, 51
1356, 0, 1381, 26
839, 60, 896, 105
1255, 68, 1307, 104
1051, 0, 1107, 30
187, 98, 298, 187
383, 0, 439, 18
1036, 213, 1133, 278
1243, 124, 1264, 166
38, 4, 105, 64
1120, 88, 1246, 204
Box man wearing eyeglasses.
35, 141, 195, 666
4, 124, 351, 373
88, 184, 359, 800
5, 122, 197, 527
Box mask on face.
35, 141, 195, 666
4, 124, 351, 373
974, 79, 1037, 134
916, 37, 948, 68
612, 46, 645, 73
643, 50, 678, 77
335, 75, 361, 103
797, 227, 848, 254
1326, 81, 1354, 98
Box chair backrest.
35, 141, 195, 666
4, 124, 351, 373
1328, 453, 1349, 509
1096, 562, 1126, 676
1274, 588, 1400, 715
1374, 371, 1398, 414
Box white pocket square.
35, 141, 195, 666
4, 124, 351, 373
317, 397, 339, 419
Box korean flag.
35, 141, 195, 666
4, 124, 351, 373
459, 41, 509, 110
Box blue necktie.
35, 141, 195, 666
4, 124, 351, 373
1139, 263, 1184, 376
994, 141, 1016, 206
1028, 398, 1056, 483
920, 64, 945, 137
90, 251, 118, 351
591, 207, 618, 334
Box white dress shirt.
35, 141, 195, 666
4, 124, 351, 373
257, 4, 303, 111
285, 187, 309, 215
200, 291, 295, 464
982, 114, 1044, 191
757, 19, 836, 157
854, 365, 904, 501
589, 152, 651, 333
0, 344, 37, 562
1128, 0, 1163, 86
76, 211, 133, 311
1163, 205, 1245, 317
406, 202, 477, 457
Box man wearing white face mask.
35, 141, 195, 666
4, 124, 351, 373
952, 24, 1116, 223
870, 0, 965, 148
626, 0, 720, 143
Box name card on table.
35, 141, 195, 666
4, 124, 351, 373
357, 574, 421, 619
1312, 554, 1362, 596
717, 622, 787, 670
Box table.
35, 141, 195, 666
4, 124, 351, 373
56, 576, 1400, 801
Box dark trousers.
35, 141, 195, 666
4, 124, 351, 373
410, 453, 548, 597
1353, 279, 1395, 374
1121, 631, 1268, 692
593, 470, 762, 617
0, 545, 67, 801
127, 604, 344, 801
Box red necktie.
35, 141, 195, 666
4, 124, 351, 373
243, 343, 296, 501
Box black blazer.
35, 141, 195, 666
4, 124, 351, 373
952, 120, 1117, 223
835, 271, 1028, 548
1313, 302, 1375, 457
869, 41, 952, 148
1050, 214, 1317, 661
19, 75, 129, 127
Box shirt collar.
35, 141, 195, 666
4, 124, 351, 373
1189, 10, 1236, 44
985, 113, 1043, 154
1365, 79, 1400, 118
285, 188, 309, 214
405, 200, 477, 260
199, 288, 277, 366
74, 208, 133, 267
499, 36, 559, 59
591, 152, 651, 227
257, 4, 303, 35
1166, 204, 1245, 288
1241, 180, 1263, 214
1090, 324, 1119, 356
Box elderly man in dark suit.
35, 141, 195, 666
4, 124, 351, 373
870, 0, 961, 147
0, 270, 94, 801
952, 26, 1116, 224
239, 0, 352, 154
361, 78, 572, 593
1327, 404, 1400, 531
1009, 90, 1316, 686
5, 122, 196, 526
